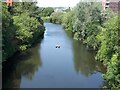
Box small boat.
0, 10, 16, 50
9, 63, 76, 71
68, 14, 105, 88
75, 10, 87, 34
56, 45, 60, 48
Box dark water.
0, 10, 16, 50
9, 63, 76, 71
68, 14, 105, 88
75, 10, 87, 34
3, 23, 105, 88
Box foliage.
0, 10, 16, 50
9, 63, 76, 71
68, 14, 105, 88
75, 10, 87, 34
13, 2, 44, 24
40, 7, 54, 17
96, 16, 120, 88
2, 2, 45, 61
41, 16, 52, 22
50, 12, 64, 24
2, 4, 17, 61
73, 2, 105, 49
13, 13, 43, 51
62, 10, 75, 31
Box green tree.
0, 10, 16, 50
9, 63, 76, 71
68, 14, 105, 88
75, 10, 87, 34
2, 2, 45, 61
50, 12, 64, 24
96, 16, 120, 88
41, 7, 54, 17
62, 10, 75, 31
73, 2, 104, 49
13, 13, 42, 51
2, 4, 17, 61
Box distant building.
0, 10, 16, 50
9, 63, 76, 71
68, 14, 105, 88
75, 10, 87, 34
54, 7, 72, 13
102, 0, 120, 12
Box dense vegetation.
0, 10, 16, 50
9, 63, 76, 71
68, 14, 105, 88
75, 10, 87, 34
96, 16, 120, 88
2, 2, 45, 61
2, 1, 119, 88
50, 2, 120, 89
40, 7, 54, 17
50, 12, 64, 24
39, 7, 54, 22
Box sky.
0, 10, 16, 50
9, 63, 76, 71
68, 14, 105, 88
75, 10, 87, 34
36, 0, 80, 7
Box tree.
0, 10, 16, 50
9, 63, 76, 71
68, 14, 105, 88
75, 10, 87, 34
2, 4, 17, 61
2, 2, 45, 61
96, 16, 120, 88
13, 13, 41, 51
73, 2, 104, 49
62, 10, 75, 31
41, 7, 54, 17
50, 12, 64, 24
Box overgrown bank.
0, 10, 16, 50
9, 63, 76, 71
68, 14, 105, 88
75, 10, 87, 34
50, 2, 120, 88
2, 2, 45, 61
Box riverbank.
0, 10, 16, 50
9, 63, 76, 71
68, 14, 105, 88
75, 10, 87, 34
2, 23, 105, 88
49, 2, 119, 88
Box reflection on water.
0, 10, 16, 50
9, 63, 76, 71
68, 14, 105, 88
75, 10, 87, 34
3, 23, 105, 88
3, 44, 42, 88
73, 40, 105, 76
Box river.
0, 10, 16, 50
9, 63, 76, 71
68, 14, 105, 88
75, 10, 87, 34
3, 23, 105, 88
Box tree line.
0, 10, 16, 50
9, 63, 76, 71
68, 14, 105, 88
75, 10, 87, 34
49, 2, 120, 89
2, 1, 120, 88
2, 2, 45, 61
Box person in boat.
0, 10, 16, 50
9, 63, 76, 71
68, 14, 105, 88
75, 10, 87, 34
56, 45, 60, 48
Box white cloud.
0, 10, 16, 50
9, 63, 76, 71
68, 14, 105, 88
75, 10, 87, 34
36, 0, 80, 7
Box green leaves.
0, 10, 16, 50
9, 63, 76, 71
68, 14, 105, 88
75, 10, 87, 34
50, 12, 64, 24
41, 7, 54, 17
2, 2, 45, 61
96, 15, 120, 88
55, 1, 119, 88
72, 2, 103, 50
2, 4, 17, 61
13, 12, 42, 51
62, 11, 75, 31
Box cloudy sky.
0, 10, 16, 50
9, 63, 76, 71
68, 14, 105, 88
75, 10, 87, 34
36, 0, 80, 7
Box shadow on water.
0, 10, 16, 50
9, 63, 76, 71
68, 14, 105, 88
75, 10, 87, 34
65, 30, 106, 77
73, 40, 106, 76
2, 43, 42, 88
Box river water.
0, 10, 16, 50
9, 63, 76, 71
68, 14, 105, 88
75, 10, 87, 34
3, 23, 105, 88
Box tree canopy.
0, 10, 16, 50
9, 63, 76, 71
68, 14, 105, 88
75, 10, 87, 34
40, 7, 54, 17
2, 2, 45, 61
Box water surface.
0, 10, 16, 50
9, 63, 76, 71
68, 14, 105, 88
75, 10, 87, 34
3, 23, 105, 88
